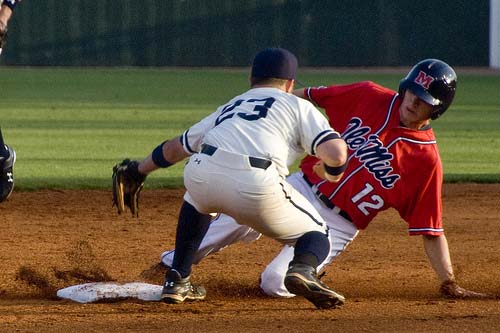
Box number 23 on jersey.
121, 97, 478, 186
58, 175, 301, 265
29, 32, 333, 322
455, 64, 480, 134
215, 97, 276, 125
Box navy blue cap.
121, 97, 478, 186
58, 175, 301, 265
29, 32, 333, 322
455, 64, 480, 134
251, 48, 298, 80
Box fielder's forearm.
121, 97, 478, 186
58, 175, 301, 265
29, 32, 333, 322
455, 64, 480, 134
422, 234, 455, 283
315, 137, 348, 182
139, 136, 189, 175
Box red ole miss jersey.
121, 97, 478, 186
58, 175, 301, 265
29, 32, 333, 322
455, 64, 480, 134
301, 81, 443, 235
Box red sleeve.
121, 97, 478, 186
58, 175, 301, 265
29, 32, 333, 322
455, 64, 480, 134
400, 147, 444, 236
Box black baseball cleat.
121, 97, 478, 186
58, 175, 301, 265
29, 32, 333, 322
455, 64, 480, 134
161, 269, 206, 304
284, 263, 345, 309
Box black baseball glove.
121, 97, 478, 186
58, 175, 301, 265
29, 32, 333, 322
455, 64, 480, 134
112, 159, 146, 217
0, 144, 16, 202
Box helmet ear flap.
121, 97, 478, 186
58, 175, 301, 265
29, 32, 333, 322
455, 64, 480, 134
430, 106, 444, 120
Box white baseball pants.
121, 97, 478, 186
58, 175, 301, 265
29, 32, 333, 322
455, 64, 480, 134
183, 149, 328, 244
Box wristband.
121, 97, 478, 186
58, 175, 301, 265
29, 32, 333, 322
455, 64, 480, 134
324, 161, 347, 176
152, 141, 173, 168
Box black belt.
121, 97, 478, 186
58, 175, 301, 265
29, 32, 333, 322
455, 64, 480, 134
200, 144, 272, 170
302, 174, 353, 222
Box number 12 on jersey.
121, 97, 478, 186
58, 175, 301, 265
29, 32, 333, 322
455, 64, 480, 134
351, 183, 384, 215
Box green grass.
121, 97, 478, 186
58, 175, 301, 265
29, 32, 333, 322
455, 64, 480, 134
1, 67, 499, 190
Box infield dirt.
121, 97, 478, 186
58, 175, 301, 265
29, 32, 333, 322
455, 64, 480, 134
1, 184, 499, 332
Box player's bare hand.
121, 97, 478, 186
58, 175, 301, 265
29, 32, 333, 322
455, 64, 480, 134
440, 279, 491, 299
313, 161, 326, 180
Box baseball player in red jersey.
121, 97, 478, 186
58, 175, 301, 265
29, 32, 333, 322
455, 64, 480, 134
300, 80, 442, 235
158, 59, 488, 300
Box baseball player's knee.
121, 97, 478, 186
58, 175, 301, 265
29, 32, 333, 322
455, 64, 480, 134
294, 231, 330, 266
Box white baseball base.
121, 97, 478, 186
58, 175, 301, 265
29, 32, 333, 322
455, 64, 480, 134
56, 282, 163, 303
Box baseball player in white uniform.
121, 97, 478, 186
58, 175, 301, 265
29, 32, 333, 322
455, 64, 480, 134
131, 48, 349, 309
